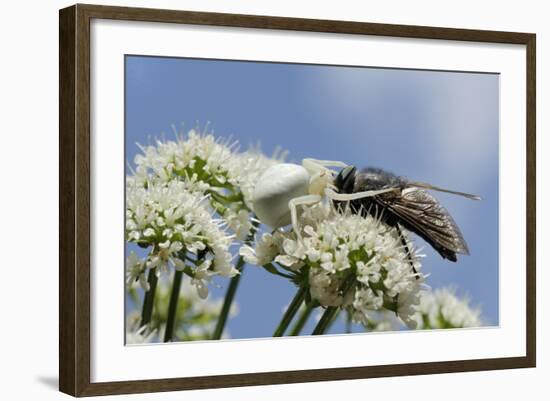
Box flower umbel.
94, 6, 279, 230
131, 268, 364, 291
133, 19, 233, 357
359, 287, 483, 331
126, 125, 286, 341
240, 202, 426, 328
126, 178, 236, 296
130, 127, 285, 234
412, 287, 482, 329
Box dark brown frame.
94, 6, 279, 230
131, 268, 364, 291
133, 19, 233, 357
59, 3, 536, 397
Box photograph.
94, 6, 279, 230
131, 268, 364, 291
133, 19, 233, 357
55, 3, 536, 396
124, 55, 499, 344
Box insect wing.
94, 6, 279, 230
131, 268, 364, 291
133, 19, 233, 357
377, 187, 470, 256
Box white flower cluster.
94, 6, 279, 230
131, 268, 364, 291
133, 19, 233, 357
132, 128, 238, 189
126, 127, 285, 297
240, 203, 425, 327
130, 128, 285, 241
412, 287, 481, 329
126, 178, 235, 297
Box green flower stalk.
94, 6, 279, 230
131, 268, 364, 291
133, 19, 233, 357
126, 276, 239, 343
273, 287, 308, 337
289, 301, 316, 336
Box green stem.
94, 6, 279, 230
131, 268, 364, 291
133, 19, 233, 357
289, 300, 315, 336
140, 269, 158, 327
211, 256, 246, 340
262, 263, 295, 279
312, 276, 355, 335
325, 308, 342, 333
345, 309, 353, 334
273, 286, 307, 337
312, 306, 339, 335
212, 220, 259, 340
163, 270, 183, 342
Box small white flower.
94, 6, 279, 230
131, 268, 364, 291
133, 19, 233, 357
356, 260, 381, 285
396, 288, 423, 329
412, 287, 482, 329
239, 231, 285, 266
274, 238, 307, 270
125, 251, 149, 290
309, 269, 349, 307
224, 208, 253, 241
126, 325, 157, 344
125, 314, 157, 344
353, 287, 384, 324
191, 260, 214, 299
143, 228, 156, 237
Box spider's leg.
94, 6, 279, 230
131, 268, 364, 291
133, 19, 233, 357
302, 159, 348, 180
325, 187, 398, 201
303, 158, 348, 169
288, 194, 322, 242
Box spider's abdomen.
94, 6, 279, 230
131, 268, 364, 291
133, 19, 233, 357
252, 163, 309, 228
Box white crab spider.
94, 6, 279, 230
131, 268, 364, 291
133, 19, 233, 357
252, 158, 396, 240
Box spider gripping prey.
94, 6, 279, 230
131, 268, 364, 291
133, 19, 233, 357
252, 158, 481, 264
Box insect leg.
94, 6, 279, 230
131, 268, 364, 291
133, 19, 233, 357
396, 223, 420, 279
288, 194, 322, 242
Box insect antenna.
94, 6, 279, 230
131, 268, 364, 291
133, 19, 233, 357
408, 181, 481, 200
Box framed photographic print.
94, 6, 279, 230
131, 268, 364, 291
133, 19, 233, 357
59, 4, 536, 397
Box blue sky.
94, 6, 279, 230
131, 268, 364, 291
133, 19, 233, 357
125, 55, 499, 338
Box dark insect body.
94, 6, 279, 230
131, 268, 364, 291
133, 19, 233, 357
334, 166, 479, 263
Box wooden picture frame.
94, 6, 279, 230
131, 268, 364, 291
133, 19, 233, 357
59, 3, 536, 397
